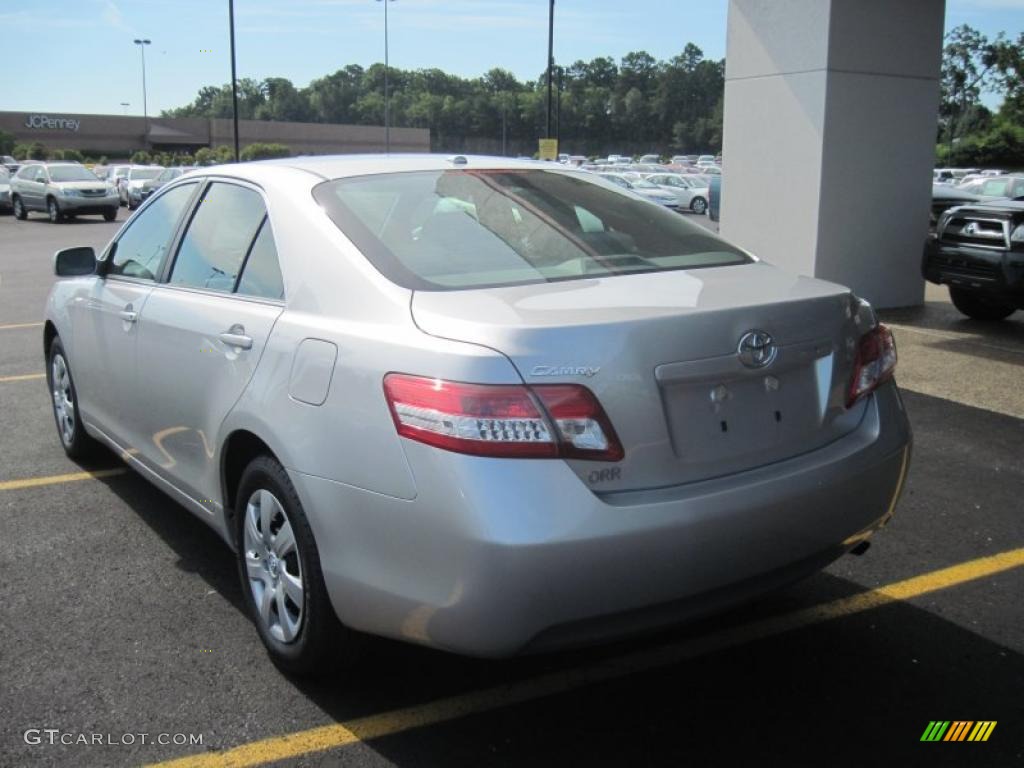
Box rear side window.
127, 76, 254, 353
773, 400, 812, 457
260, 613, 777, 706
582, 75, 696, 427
313, 169, 749, 290
235, 219, 284, 300
109, 182, 197, 281
170, 182, 266, 292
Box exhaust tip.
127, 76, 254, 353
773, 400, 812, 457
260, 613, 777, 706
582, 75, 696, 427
849, 541, 871, 556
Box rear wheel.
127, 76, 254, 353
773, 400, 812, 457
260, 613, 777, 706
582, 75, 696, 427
47, 337, 100, 459
949, 287, 1016, 321
103, 208, 117, 222
12, 195, 26, 220
690, 196, 708, 215
47, 197, 63, 223
235, 455, 357, 675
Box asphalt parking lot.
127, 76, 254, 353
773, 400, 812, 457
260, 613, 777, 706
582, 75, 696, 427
1, 209, 1022, 768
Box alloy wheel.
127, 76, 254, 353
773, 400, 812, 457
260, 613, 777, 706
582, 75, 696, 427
51, 353, 76, 446
243, 489, 305, 643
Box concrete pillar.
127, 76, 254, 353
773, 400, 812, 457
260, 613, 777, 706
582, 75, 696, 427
720, 0, 945, 308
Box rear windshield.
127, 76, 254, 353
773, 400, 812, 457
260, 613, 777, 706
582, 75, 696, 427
313, 169, 750, 290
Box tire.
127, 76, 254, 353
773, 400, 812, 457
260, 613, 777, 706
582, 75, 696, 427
949, 287, 1016, 322
235, 455, 357, 675
12, 195, 27, 220
47, 197, 63, 223
103, 208, 117, 222
690, 196, 708, 215
47, 337, 100, 459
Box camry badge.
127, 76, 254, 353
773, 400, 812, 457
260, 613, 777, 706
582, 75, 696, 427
530, 365, 600, 377
737, 330, 778, 369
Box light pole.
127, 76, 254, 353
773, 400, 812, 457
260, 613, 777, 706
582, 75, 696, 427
229, 0, 240, 162
376, 0, 395, 153
545, 0, 554, 141
133, 38, 151, 146
120, 102, 130, 115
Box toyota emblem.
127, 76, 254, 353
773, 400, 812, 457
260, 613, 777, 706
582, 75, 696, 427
737, 330, 778, 369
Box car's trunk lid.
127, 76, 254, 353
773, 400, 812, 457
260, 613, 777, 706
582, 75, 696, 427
411, 262, 870, 492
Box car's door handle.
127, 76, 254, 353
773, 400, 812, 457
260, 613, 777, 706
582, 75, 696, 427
119, 309, 137, 323
218, 332, 253, 350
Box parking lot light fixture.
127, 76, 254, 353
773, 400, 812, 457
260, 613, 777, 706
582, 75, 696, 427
133, 38, 151, 145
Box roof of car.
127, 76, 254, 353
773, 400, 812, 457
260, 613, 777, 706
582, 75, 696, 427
204, 153, 557, 182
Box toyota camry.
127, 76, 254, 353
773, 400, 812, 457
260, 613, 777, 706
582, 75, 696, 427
43, 155, 911, 673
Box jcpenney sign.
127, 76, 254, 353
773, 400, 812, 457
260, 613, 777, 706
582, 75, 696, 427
24, 114, 81, 132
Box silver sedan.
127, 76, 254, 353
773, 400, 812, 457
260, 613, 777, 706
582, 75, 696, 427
43, 155, 911, 673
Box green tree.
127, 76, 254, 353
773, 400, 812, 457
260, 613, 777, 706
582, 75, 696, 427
131, 150, 152, 164
194, 147, 215, 166
213, 145, 235, 163
28, 141, 47, 160
0, 130, 15, 155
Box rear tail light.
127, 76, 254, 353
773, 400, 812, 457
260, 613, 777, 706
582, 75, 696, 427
847, 324, 897, 407
383, 373, 623, 461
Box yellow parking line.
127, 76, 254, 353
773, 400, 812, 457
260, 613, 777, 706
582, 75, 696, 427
0, 321, 43, 331
0, 468, 127, 492
0, 373, 45, 383
146, 546, 1024, 768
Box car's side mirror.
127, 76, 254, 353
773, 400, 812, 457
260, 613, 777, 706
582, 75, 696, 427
54, 247, 97, 277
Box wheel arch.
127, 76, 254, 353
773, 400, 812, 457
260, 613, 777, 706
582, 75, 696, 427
221, 429, 281, 544
43, 320, 58, 359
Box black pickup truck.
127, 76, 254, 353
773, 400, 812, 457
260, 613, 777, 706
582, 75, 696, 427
924, 200, 1024, 321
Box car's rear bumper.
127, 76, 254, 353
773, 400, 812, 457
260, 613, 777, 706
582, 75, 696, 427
923, 239, 1024, 302
292, 381, 911, 657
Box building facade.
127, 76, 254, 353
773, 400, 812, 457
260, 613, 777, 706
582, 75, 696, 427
1, 111, 430, 158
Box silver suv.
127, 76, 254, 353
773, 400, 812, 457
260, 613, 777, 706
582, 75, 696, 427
11, 162, 119, 222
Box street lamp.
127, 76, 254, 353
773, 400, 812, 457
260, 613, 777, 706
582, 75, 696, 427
133, 38, 151, 146
545, 0, 555, 141
229, 0, 240, 162
376, 0, 395, 153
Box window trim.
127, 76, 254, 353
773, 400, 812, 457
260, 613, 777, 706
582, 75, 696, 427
158, 177, 285, 305
103, 179, 203, 285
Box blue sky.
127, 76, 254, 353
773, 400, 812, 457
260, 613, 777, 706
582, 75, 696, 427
1, 0, 1021, 116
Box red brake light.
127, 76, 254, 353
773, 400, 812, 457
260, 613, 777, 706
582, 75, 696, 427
847, 324, 897, 407
382, 374, 623, 461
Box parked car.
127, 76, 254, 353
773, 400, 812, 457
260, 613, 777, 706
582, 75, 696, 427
10, 162, 119, 222
638, 154, 662, 164
929, 183, 982, 233
0, 167, 12, 212
119, 165, 165, 208
598, 172, 680, 209
697, 155, 716, 165
924, 200, 1024, 321
958, 175, 1024, 201
2, 154, 19, 174
644, 172, 710, 214
708, 173, 722, 221
135, 166, 195, 206
43, 155, 909, 672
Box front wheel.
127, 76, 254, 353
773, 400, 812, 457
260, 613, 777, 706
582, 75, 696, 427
690, 196, 708, 215
949, 287, 1016, 322
12, 195, 27, 220
235, 455, 357, 675
47, 197, 63, 223
47, 337, 100, 459
103, 208, 117, 222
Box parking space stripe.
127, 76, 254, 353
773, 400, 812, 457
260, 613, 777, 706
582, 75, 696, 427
145, 546, 1024, 768
0, 373, 45, 383
0, 321, 43, 331
0, 468, 126, 492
